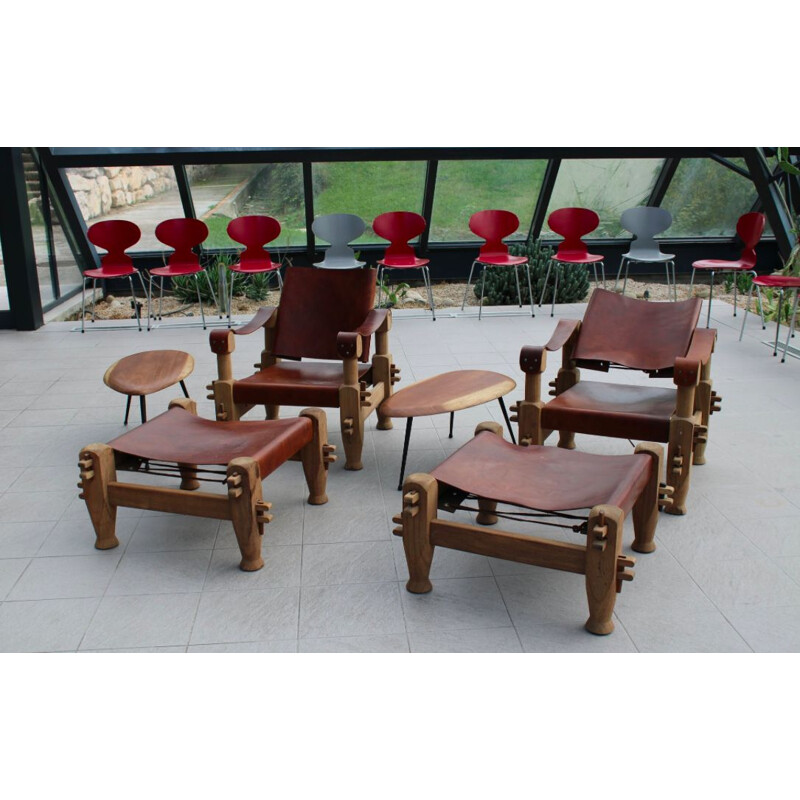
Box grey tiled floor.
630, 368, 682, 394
1, 297, 799, 653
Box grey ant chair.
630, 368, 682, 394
312, 213, 366, 269
615, 207, 677, 300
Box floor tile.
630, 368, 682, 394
190, 588, 300, 645
106, 550, 213, 596
8, 554, 120, 600
203, 546, 301, 591
80, 593, 201, 650
301, 541, 397, 586
0, 558, 30, 600
401, 576, 511, 633
299, 582, 405, 638
409, 627, 522, 653
0, 597, 100, 652
299, 634, 409, 653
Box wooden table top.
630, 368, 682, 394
380, 370, 516, 419
103, 350, 195, 396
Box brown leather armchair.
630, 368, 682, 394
208, 266, 399, 470
514, 289, 721, 515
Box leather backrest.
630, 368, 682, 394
272, 266, 377, 362
573, 289, 701, 372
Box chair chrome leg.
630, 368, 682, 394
195, 274, 206, 330
92, 278, 98, 324
376, 266, 384, 309
739, 283, 755, 341
478, 264, 487, 321
540, 261, 554, 310
81, 278, 87, 333
138, 272, 151, 331
423, 265, 436, 321
782, 289, 800, 363
462, 260, 478, 310
128, 276, 142, 332
204, 270, 219, 318
524, 261, 534, 317
600, 260, 606, 289
690, 268, 696, 292
773, 289, 785, 356
623, 258, 631, 296
513, 263, 522, 308
158, 276, 164, 321
733, 272, 738, 317
708, 270, 716, 326
551, 264, 560, 318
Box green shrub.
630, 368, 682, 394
723, 271, 753, 296
170, 253, 280, 307
474, 238, 589, 305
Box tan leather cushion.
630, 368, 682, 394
233, 362, 372, 408
108, 407, 312, 478
431, 432, 652, 515
543, 381, 675, 442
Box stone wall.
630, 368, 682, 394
67, 166, 178, 220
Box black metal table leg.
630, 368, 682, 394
449, 411, 455, 439
140, 395, 147, 423
397, 417, 414, 490
180, 380, 189, 397
124, 395, 132, 426
498, 396, 516, 444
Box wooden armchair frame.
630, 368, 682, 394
208, 267, 399, 471
513, 290, 720, 515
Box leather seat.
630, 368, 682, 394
109, 406, 313, 479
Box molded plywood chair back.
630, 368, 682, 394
690, 211, 766, 327
151, 217, 218, 329
83, 219, 148, 333
224, 215, 284, 326
462, 209, 534, 319
312, 213, 366, 269
616, 207, 676, 299
540, 207, 605, 316
373, 211, 435, 320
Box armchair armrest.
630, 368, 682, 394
354, 309, 390, 337
209, 307, 277, 356
545, 318, 581, 351
337, 331, 363, 360
685, 328, 716, 365
520, 346, 547, 375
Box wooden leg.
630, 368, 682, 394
372, 352, 394, 430
664, 417, 695, 516
401, 473, 438, 594
226, 457, 265, 572
584, 504, 624, 635
79, 443, 119, 551
213, 379, 238, 422
166, 397, 201, 489
265, 405, 280, 420
299, 408, 330, 505
693, 359, 713, 466
474, 421, 502, 524
631, 443, 663, 553
340, 384, 364, 470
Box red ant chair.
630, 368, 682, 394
226, 215, 283, 327
691, 212, 766, 328
540, 207, 605, 317
373, 211, 435, 320
739, 273, 800, 363
82, 220, 150, 333
151, 218, 218, 329
461, 210, 533, 320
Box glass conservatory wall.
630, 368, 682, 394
661, 158, 759, 237
429, 159, 547, 242
65, 165, 184, 251
25, 154, 82, 306
311, 161, 427, 243
188, 163, 305, 249
542, 158, 664, 237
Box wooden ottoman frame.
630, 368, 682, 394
78, 399, 335, 571
395, 422, 670, 635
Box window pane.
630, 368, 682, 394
544, 159, 664, 237
0, 229, 9, 311
661, 158, 759, 237
312, 161, 427, 244
188, 163, 306, 249
66, 166, 184, 251
430, 160, 546, 242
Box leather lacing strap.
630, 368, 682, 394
448, 495, 589, 534
118, 459, 228, 484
